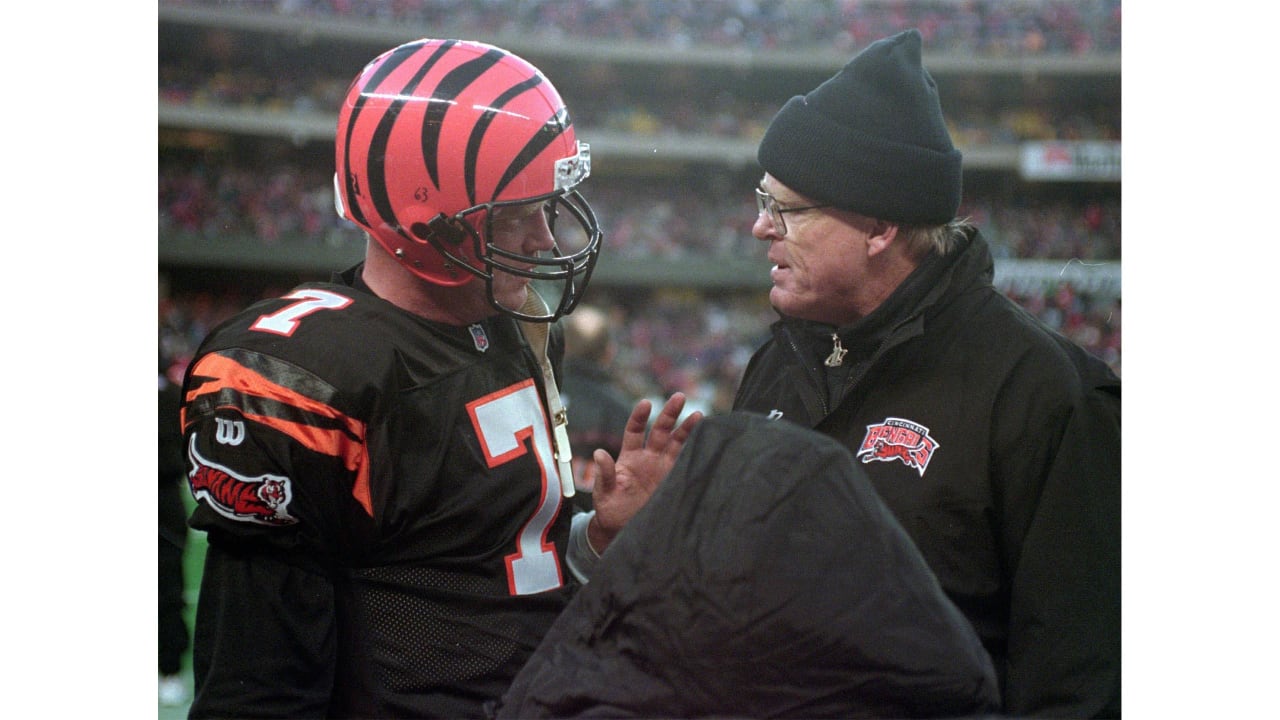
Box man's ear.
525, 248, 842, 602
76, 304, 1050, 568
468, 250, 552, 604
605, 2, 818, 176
864, 220, 899, 257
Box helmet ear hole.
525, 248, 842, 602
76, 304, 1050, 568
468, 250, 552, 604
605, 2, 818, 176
429, 217, 467, 246
403, 210, 467, 247
409, 221, 433, 240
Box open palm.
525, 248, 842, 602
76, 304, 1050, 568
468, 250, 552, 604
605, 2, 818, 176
587, 392, 702, 552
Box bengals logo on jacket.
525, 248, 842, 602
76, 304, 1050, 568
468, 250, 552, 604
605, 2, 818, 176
856, 417, 940, 477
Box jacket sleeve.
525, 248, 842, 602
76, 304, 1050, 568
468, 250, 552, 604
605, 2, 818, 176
1001, 380, 1121, 718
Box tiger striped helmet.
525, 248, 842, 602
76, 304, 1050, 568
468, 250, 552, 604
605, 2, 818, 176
334, 39, 601, 321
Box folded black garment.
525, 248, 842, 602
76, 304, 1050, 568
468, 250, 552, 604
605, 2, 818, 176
495, 412, 1000, 719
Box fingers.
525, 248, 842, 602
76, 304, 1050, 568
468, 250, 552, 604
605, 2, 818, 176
618, 398, 655, 452
593, 447, 616, 492
614, 393, 701, 459
644, 393, 688, 453
669, 410, 704, 452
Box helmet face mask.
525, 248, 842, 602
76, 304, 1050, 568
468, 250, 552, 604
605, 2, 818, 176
428, 184, 600, 322
334, 38, 602, 322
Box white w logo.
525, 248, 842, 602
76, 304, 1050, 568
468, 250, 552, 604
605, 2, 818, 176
215, 418, 246, 446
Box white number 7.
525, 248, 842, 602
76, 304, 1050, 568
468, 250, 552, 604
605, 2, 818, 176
251, 289, 353, 336
467, 379, 564, 595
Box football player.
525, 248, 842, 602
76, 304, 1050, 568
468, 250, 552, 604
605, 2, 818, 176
180, 38, 700, 718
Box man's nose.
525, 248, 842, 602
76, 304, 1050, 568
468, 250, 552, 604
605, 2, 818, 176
752, 210, 779, 241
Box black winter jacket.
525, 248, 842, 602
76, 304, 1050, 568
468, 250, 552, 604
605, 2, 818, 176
496, 412, 1001, 719
733, 229, 1121, 718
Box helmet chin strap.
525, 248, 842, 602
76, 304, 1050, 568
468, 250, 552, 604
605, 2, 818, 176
518, 289, 576, 498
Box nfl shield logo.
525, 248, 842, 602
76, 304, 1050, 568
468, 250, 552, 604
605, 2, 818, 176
469, 323, 490, 353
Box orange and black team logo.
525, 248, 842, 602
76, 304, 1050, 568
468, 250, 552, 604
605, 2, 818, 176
857, 417, 940, 477
187, 434, 298, 526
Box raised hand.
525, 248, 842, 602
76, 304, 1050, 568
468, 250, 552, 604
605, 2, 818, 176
587, 392, 702, 553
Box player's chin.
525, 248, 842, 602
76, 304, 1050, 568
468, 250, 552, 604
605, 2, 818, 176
492, 282, 530, 313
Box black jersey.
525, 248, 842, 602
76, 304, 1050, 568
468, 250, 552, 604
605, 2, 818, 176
181, 267, 576, 718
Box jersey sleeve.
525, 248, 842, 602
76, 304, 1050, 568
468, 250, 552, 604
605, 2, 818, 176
189, 545, 338, 718
181, 346, 370, 544
181, 345, 370, 716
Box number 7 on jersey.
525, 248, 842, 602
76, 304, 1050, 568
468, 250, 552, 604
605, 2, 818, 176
467, 379, 565, 595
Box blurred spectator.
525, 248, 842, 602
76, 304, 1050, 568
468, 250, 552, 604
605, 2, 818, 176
558, 304, 636, 511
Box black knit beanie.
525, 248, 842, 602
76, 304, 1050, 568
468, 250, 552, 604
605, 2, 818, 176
757, 29, 962, 225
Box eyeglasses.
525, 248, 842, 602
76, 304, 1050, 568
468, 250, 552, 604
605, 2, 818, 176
755, 187, 831, 236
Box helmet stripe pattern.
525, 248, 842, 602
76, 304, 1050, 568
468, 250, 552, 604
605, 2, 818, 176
334, 37, 600, 312
420, 47, 506, 190
339, 39, 432, 230
464, 74, 545, 205
343, 40, 576, 239
367, 41, 460, 240
492, 106, 571, 201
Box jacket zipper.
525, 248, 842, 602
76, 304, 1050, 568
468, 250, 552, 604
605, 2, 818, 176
784, 328, 831, 416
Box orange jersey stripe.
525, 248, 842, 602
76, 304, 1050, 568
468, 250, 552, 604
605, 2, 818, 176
184, 352, 374, 516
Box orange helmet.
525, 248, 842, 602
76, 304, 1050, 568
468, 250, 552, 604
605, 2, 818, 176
334, 39, 601, 321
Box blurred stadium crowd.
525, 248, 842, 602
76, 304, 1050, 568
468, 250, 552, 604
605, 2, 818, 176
160, 4, 1119, 146
159, 160, 1120, 262
160, 66, 1117, 146
159, 0, 1121, 415
164, 0, 1121, 55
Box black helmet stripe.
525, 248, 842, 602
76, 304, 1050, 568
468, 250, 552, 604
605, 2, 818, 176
464, 74, 544, 205
419, 48, 506, 194
340, 39, 430, 229
492, 106, 572, 200
366, 41, 458, 238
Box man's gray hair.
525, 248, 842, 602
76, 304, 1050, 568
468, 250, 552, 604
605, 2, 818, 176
898, 217, 974, 261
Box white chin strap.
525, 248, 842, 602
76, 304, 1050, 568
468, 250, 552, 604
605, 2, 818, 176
518, 290, 575, 498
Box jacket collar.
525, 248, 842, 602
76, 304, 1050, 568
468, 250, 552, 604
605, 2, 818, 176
776, 227, 992, 365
